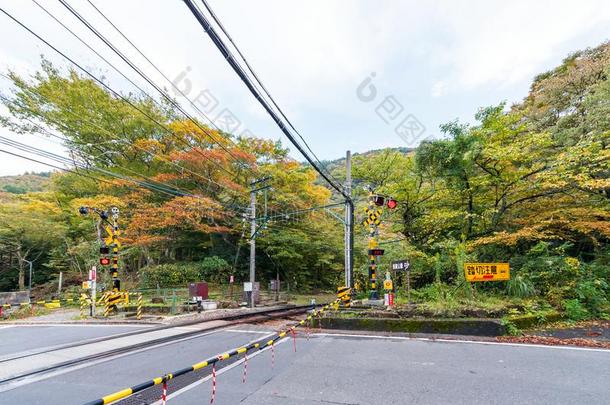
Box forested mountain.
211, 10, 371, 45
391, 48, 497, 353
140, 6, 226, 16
0, 172, 51, 194
0, 42, 608, 318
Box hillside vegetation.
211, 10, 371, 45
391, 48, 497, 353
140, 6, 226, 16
0, 42, 608, 320
0, 172, 51, 194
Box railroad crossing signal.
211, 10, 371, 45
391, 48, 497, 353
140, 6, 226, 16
103, 225, 121, 247
372, 195, 385, 206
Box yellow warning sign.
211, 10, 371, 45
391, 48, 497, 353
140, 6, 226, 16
362, 207, 382, 227
383, 279, 393, 290
103, 225, 121, 247
464, 263, 510, 282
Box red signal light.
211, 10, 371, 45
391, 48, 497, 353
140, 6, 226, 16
387, 198, 398, 209
100, 257, 111, 266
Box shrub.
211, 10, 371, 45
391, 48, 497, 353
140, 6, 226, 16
574, 279, 609, 317
200, 256, 231, 284
506, 275, 535, 298
140, 263, 200, 288
563, 299, 591, 321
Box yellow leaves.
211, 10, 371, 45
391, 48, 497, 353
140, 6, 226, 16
168, 119, 228, 147
70, 195, 126, 213
131, 139, 164, 155
471, 228, 555, 248
22, 199, 62, 216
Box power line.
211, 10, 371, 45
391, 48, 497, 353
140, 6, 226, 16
181, 0, 351, 203
0, 135, 194, 198
255, 201, 345, 222
56, 0, 257, 178
83, 0, 256, 169
0, 118, 202, 199
0, 83, 247, 199
0, 6, 241, 183
0, 147, 115, 185
197, 0, 336, 181
0, 146, 246, 224
0, 134, 243, 215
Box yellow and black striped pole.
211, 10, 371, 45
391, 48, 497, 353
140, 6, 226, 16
103, 292, 110, 317
337, 286, 351, 308
111, 215, 120, 292
80, 293, 89, 318
367, 196, 380, 300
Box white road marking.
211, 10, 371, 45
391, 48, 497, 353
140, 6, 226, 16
315, 332, 610, 352
151, 333, 285, 404
0, 323, 155, 328
224, 329, 275, 334
0, 328, 229, 393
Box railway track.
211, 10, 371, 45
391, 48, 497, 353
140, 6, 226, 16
0, 304, 313, 388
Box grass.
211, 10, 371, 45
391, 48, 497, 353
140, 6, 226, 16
289, 293, 337, 306
1, 305, 51, 321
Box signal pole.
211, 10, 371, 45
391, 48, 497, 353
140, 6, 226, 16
368, 196, 379, 300
110, 208, 120, 292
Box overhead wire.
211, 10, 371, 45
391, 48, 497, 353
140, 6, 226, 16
0, 147, 245, 225
26, 1, 300, 207
0, 6, 241, 184
0, 79, 247, 200
56, 0, 258, 178
0, 4, 341, 229
83, 0, 257, 166
0, 116, 204, 199
198, 0, 337, 184
0, 135, 196, 198
181, 0, 351, 202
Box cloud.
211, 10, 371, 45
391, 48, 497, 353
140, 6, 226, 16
431, 80, 448, 98
431, 0, 610, 89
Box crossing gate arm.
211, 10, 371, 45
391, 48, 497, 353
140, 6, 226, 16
83, 300, 340, 405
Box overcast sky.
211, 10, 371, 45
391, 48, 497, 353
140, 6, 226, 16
0, 0, 609, 176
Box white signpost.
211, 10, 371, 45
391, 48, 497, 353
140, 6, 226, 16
89, 266, 97, 316
391, 259, 411, 304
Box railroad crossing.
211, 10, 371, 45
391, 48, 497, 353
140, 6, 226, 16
0, 317, 608, 405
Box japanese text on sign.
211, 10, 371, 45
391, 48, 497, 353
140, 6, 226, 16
391, 260, 410, 271
464, 263, 510, 282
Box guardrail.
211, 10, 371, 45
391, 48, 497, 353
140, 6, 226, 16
1, 296, 78, 310
83, 299, 340, 405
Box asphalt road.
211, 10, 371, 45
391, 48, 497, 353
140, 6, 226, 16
0, 327, 608, 405
171, 333, 610, 405
0, 326, 273, 404
0, 324, 151, 357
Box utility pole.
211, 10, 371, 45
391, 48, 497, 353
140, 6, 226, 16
249, 181, 256, 309
24, 259, 33, 295
248, 177, 271, 308
344, 151, 354, 287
